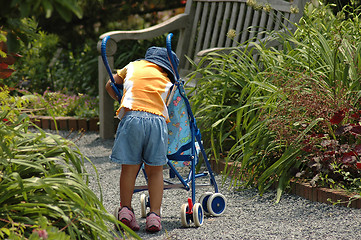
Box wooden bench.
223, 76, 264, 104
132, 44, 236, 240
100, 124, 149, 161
97, 0, 308, 139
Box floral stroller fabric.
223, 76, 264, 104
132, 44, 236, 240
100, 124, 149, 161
166, 81, 198, 167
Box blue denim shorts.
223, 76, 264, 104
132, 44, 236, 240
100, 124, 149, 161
110, 111, 168, 166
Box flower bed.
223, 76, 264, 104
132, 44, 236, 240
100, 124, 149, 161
210, 158, 361, 209
20, 89, 99, 119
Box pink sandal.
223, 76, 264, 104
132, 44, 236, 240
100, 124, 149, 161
114, 206, 140, 231
146, 212, 162, 232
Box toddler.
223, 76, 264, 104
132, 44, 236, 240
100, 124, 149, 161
105, 46, 179, 232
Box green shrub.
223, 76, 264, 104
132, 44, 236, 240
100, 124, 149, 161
3, 19, 58, 92
20, 89, 99, 118
49, 40, 99, 96
0, 87, 139, 239
190, 2, 361, 200
4, 18, 99, 96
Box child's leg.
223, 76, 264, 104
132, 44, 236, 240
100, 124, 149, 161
144, 164, 163, 215
119, 164, 142, 209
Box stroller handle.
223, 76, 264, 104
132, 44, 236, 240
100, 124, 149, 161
166, 33, 180, 81
101, 36, 122, 102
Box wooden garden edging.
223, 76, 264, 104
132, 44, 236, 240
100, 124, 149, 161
210, 158, 361, 209
29, 115, 100, 132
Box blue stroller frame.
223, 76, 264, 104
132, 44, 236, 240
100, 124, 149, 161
101, 33, 226, 227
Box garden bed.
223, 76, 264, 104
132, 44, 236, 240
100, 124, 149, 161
210, 158, 361, 209
28, 116, 361, 209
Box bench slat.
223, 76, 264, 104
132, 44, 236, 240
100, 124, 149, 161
202, 2, 217, 50
218, 2, 232, 47
249, 10, 261, 41
240, 6, 253, 43
233, 3, 246, 46
256, 11, 269, 40
225, 2, 240, 47
185, 2, 203, 69
210, 2, 224, 48
266, 9, 275, 32
284, 12, 291, 28
194, 2, 210, 57
274, 11, 282, 31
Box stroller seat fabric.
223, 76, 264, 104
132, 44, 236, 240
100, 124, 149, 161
167, 81, 196, 167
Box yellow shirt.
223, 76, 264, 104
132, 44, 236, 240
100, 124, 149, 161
116, 60, 172, 122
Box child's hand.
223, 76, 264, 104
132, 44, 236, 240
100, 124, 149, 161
105, 74, 123, 101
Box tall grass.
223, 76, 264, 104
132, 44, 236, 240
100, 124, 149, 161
190, 3, 361, 201
0, 88, 140, 239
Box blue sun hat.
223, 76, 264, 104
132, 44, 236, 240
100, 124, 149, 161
144, 47, 179, 83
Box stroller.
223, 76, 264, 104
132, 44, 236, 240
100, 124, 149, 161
101, 33, 226, 227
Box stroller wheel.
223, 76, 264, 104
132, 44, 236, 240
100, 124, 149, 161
192, 203, 204, 227
180, 203, 191, 227
140, 194, 147, 218
199, 192, 213, 216
113, 205, 121, 230
207, 193, 227, 217
140, 193, 163, 217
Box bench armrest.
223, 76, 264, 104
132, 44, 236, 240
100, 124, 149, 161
99, 13, 189, 42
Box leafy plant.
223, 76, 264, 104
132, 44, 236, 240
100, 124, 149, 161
18, 89, 99, 118
298, 109, 361, 191
262, 2, 361, 197
4, 19, 99, 96
48, 40, 99, 96
4, 19, 59, 92
0, 0, 82, 54
189, 2, 361, 201
0, 87, 140, 239
0, 40, 20, 80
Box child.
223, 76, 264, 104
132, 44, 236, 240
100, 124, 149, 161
105, 46, 179, 232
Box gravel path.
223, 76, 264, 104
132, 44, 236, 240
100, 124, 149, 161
62, 130, 361, 240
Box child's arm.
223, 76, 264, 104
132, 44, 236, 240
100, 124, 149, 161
105, 73, 123, 101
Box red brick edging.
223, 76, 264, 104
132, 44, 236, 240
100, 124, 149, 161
29, 115, 99, 132
210, 158, 361, 209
